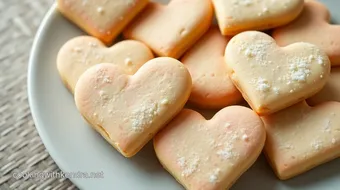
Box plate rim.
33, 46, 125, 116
27, 3, 84, 189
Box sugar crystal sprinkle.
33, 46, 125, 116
289, 57, 311, 82
178, 156, 200, 177
311, 140, 323, 150
131, 103, 158, 132
217, 145, 238, 159
255, 77, 271, 92
242, 134, 249, 141
209, 168, 221, 184
273, 87, 280, 95
160, 98, 169, 105
97, 7, 104, 14
317, 56, 324, 65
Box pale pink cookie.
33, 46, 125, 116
57, 36, 154, 93
123, 0, 213, 59
154, 107, 266, 190
225, 31, 331, 115
262, 101, 340, 180
307, 68, 340, 106
57, 0, 149, 44
181, 27, 242, 109
212, 0, 304, 36
74, 57, 192, 157
273, 0, 340, 66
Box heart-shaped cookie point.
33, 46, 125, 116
123, 0, 213, 59
57, 0, 149, 44
307, 68, 340, 106
57, 36, 154, 93
74, 57, 192, 157
225, 31, 331, 115
212, 0, 304, 36
181, 27, 243, 109
154, 107, 266, 190
262, 101, 340, 180
273, 0, 340, 66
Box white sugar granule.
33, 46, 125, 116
255, 77, 271, 92
177, 157, 186, 168
242, 134, 249, 141
130, 103, 158, 132
97, 7, 104, 14
160, 98, 169, 105
209, 168, 221, 184
103, 76, 112, 83
217, 144, 239, 159
273, 87, 280, 95
323, 119, 331, 133
289, 57, 311, 82
239, 40, 272, 65
317, 56, 324, 65
231, 134, 239, 140
179, 156, 200, 177
311, 140, 323, 150
73, 47, 82, 53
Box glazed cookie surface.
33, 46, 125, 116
57, 0, 149, 44
154, 107, 266, 190
262, 101, 340, 180
307, 67, 340, 106
273, 0, 340, 66
57, 36, 154, 93
74, 57, 192, 157
123, 0, 213, 59
212, 0, 304, 35
225, 31, 330, 115
181, 27, 242, 109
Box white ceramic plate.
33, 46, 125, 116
28, 1, 340, 189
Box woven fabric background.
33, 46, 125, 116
0, 0, 76, 189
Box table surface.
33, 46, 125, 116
0, 0, 77, 189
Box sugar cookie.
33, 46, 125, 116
212, 0, 304, 36
123, 0, 213, 59
57, 36, 154, 93
74, 58, 192, 157
181, 27, 242, 109
262, 101, 340, 180
57, 0, 149, 44
273, 0, 340, 66
225, 31, 331, 115
307, 67, 340, 106
154, 107, 266, 190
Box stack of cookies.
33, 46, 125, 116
55, 0, 340, 189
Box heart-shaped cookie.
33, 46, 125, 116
262, 101, 340, 180
212, 0, 304, 35
307, 67, 340, 106
154, 107, 266, 190
273, 0, 340, 66
57, 0, 149, 44
181, 27, 242, 109
57, 36, 154, 93
123, 0, 213, 59
225, 31, 331, 115
74, 57, 192, 157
